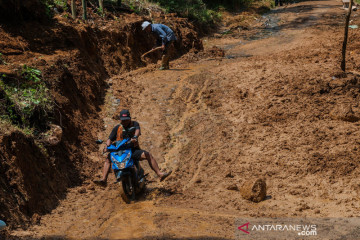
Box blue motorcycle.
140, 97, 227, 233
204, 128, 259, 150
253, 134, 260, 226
97, 138, 146, 203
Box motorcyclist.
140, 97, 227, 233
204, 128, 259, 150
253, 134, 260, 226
94, 109, 171, 186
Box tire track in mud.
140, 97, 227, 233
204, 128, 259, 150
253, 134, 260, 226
164, 71, 222, 191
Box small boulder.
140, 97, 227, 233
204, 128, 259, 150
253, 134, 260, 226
240, 178, 267, 203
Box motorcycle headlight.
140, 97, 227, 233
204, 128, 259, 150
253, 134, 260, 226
118, 162, 126, 169
124, 152, 131, 161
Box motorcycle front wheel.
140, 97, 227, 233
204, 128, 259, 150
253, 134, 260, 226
119, 175, 135, 204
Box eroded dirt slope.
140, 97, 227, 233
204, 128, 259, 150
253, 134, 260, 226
8, 0, 360, 239
0, 7, 203, 235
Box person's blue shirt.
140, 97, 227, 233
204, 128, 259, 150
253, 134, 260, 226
151, 24, 177, 45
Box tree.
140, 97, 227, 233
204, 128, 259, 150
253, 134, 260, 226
82, 0, 87, 20
341, 0, 353, 71
99, 0, 104, 14
71, 0, 76, 19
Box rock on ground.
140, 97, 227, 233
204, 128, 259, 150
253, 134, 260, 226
240, 178, 267, 203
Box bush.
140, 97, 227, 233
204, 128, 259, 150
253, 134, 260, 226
0, 65, 53, 132
150, 0, 221, 24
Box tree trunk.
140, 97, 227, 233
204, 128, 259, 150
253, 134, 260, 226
71, 0, 76, 19
99, 0, 104, 13
82, 0, 87, 20
341, 0, 353, 71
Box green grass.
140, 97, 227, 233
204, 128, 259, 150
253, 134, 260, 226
41, 0, 68, 18
0, 65, 53, 133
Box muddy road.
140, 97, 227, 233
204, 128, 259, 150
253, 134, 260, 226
11, 0, 360, 239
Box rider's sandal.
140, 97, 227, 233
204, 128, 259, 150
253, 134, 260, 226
160, 170, 172, 182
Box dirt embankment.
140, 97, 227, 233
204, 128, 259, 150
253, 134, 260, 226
0, 6, 203, 230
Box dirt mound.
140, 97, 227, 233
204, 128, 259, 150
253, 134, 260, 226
0, 131, 71, 227
181, 46, 224, 63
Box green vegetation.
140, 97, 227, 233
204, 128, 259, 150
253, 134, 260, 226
149, 0, 221, 24
124, 0, 141, 14
41, 0, 68, 18
0, 65, 53, 133
41, 0, 54, 18
147, 0, 269, 24
54, 0, 68, 11
38, 0, 268, 25
99, 0, 104, 13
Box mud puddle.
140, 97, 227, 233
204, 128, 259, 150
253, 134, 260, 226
249, 14, 281, 40
221, 12, 281, 59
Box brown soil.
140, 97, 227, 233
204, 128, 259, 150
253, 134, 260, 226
4, 0, 360, 239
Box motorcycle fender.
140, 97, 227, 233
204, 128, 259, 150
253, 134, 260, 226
115, 169, 131, 181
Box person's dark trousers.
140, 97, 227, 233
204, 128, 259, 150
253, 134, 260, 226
275, 0, 283, 6
161, 41, 175, 69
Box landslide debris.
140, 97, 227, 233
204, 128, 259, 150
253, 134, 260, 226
0, 2, 203, 229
